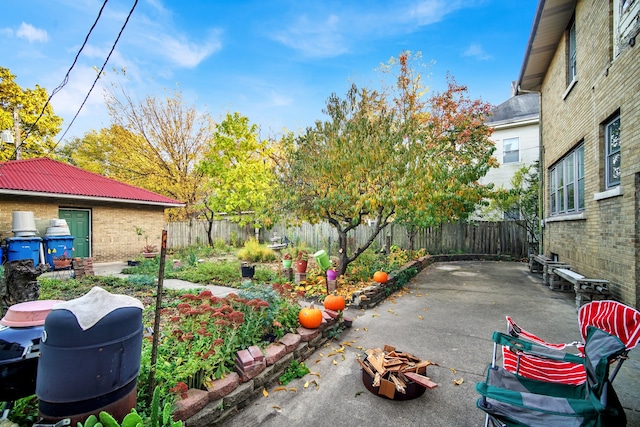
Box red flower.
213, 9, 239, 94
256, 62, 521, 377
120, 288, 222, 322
198, 290, 213, 298
169, 382, 189, 399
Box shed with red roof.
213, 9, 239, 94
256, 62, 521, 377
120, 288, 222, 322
0, 158, 184, 262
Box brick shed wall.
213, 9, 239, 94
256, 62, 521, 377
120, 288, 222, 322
1, 196, 166, 263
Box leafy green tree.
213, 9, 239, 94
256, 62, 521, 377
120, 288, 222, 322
279, 52, 496, 275
489, 161, 540, 251
198, 112, 277, 246
0, 67, 62, 161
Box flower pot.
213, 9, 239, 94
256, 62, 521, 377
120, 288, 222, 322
142, 252, 158, 259
282, 259, 293, 268
313, 250, 331, 271
296, 260, 308, 273
327, 269, 338, 281
241, 264, 255, 278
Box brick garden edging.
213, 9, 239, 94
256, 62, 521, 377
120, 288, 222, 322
174, 253, 512, 425
174, 310, 350, 426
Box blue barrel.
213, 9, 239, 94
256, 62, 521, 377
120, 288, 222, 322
36, 291, 143, 423
42, 236, 74, 269
6, 237, 42, 266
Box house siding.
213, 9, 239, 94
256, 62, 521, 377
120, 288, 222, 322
540, 1, 640, 308
1, 196, 166, 263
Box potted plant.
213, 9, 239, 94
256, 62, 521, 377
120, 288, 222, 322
296, 250, 309, 273
282, 252, 293, 269
142, 244, 159, 258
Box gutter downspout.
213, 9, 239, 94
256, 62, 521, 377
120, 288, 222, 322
517, 86, 543, 255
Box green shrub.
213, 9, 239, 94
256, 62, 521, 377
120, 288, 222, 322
237, 239, 277, 263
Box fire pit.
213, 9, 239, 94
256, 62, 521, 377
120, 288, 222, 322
356, 345, 437, 400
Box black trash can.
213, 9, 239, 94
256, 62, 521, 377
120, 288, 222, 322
36, 287, 143, 424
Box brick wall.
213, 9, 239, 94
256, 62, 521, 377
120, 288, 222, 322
540, 1, 640, 308
1, 196, 166, 262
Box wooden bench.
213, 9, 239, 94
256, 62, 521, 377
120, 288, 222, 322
551, 267, 610, 309
529, 254, 571, 286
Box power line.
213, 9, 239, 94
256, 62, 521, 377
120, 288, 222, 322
21, 0, 109, 141
54, 0, 139, 147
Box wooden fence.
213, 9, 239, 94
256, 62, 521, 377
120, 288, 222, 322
166, 220, 530, 259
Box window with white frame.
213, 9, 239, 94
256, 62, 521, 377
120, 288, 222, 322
503, 137, 519, 163
613, 0, 639, 57
550, 144, 584, 215
568, 19, 577, 83
605, 115, 621, 188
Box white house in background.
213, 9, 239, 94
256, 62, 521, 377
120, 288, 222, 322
475, 91, 540, 220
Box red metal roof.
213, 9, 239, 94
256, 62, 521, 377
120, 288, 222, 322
0, 158, 184, 207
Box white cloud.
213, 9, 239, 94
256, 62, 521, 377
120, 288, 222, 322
154, 32, 222, 68
463, 43, 492, 61
16, 22, 48, 43
272, 14, 349, 58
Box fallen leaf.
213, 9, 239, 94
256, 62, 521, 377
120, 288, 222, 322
418, 315, 423, 320
387, 309, 394, 314
372, 314, 379, 318
335, 346, 345, 353
332, 360, 338, 365
273, 386, 287, 392
262, 388, 269, 398
450, 367, 457, 375
423, 307, 427, 311
319, 353, 325, 357
289, 388, 297, 392
453, 378, 464, 385
314, 359, 321, 364
272, 406, 281, 410
356, 346, 365, 350
310, 372, 321, 378
312, 379, 319, 390
363, 327, 368, 332
355, 391, 364, 397
304, 381, 309, 388
342, 341, 352, 347
355, 328, 360, 331
327, 351, 336, 357
341, 354, 346, 361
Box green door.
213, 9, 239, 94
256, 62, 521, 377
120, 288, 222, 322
59, 209, 90, 258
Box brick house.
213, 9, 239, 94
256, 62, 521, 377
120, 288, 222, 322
0, 158, 183, 262
517, 0, 640, 308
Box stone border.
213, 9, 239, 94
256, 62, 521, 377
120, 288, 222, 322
174, 310, 350, 426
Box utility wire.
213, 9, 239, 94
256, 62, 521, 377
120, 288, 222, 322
53, 0, 139, 147
21, 0, 109, 141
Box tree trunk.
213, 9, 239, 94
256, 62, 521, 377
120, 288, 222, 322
1, 259, 49, 315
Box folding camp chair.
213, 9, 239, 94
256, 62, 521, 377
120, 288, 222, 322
502, 301, 640, 386
476, 326, 628, 427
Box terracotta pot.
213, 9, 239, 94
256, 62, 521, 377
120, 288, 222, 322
296, 260, 308, 273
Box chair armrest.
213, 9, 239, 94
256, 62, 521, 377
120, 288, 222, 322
492, 331, 584, 365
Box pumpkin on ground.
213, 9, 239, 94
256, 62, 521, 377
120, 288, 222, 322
298, 303, 323, 329
323, 293, 345, 312
373, 271, 388, 283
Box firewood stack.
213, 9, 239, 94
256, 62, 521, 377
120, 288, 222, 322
356, 344, 437, 400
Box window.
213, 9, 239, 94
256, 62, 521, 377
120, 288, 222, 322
605, 115, 621, 188
550, 144, 584, 215
503, 137, 519, 163
613, 0, 639, 57
568, 19, 577, 83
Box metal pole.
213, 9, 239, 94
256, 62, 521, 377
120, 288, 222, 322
147, 229, 168, 404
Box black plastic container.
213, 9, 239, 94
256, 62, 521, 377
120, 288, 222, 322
36, 304, 143, 422
0, 324, 44, 401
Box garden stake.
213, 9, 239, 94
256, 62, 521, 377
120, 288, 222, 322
148, 229, 168, 405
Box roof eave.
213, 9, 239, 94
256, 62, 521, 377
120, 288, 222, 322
517, 0, 577, 93
0, 189, 185, 208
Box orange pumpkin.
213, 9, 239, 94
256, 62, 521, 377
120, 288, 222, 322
373, 271, 388, 283
323, 294, 345, 312
298, 303, 323, 329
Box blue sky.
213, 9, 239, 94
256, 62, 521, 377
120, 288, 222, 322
1, 0, 538, 143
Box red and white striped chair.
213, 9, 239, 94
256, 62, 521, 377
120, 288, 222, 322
502, 300, 640, 386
